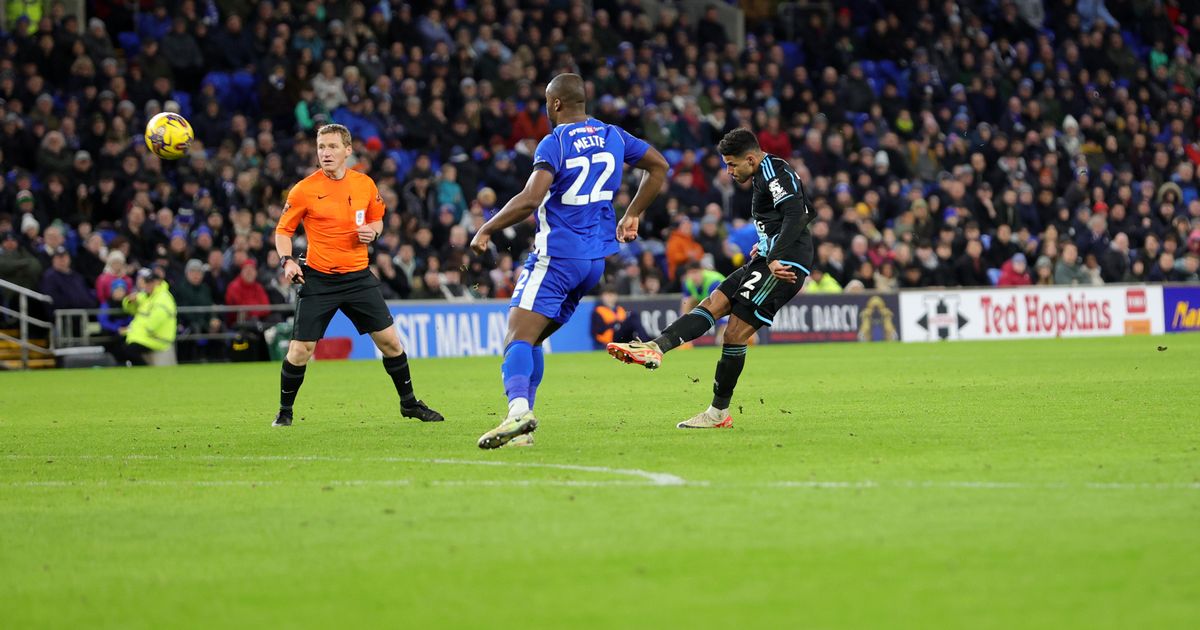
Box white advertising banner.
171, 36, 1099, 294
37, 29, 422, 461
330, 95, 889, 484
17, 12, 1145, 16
899, 285, 1164, 342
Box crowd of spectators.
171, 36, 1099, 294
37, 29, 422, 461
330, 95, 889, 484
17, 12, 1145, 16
3, 0, 1200, 342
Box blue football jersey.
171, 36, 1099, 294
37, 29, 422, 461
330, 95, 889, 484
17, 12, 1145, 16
531, 118, 650, 259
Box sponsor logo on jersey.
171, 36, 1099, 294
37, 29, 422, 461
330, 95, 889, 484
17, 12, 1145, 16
768, 179, 786, 202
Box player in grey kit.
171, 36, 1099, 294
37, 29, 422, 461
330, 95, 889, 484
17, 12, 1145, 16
607, 128, 815, 428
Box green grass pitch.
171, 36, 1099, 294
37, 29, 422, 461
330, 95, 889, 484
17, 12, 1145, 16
2, 335, 1198, 629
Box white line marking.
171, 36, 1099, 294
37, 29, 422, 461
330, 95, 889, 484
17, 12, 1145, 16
6, 478, 1199, 490
2, 454, 688, 487
2, 479, 654, 488
6, 456, 1199, 490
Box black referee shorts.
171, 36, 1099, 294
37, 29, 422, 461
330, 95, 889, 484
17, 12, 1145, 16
292, 267, 395, 341
717, 256, 812, 329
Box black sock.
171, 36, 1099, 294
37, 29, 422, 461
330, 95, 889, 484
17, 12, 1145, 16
653, 307, 716, 353
382, 353, 417, 405
280, 359, 306, 411
711, 344, 747, 409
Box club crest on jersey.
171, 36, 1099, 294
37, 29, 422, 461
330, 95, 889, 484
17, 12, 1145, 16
355, 209, 365, 225
768, 179, 786, 203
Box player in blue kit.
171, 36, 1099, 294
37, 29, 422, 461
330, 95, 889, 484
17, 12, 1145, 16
470, 73, 669, 449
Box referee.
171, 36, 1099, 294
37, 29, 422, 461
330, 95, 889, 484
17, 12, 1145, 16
272, 123, 443, 426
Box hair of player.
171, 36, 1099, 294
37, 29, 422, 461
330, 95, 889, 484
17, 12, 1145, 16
718, 128, 760, 157
317, 123, 352, 147
547, 73, 586, 107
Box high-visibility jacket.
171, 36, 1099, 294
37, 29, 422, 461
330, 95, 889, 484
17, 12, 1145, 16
123, 282, 177, 351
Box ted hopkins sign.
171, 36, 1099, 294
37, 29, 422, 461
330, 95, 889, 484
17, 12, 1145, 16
899, 285, 1164, 342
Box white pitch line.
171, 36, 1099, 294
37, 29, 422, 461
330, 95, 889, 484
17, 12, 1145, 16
6, 479, 1199, 490
6, 456, 1199, 490
2, 479, 657, 488
1, 454, 688, 487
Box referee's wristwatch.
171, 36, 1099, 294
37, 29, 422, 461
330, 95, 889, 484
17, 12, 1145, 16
281, 255, 296, 267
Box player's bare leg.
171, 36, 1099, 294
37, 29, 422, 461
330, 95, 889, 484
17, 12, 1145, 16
370, 327, 443, 422
479, 308, 553, 449
677, 314, 756, 429
608, 291, 732, 370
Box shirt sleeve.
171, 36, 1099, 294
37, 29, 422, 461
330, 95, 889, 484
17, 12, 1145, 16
765, 162, 802, 208
617, 126, 650, 165
276, 183, 309, 236
366, 179, 385, 224
532, 133, 562, 174
765, 164, 816, 264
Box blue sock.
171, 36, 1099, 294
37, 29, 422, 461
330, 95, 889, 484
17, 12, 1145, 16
529, 345, 545, 409
501, 341, 533, 412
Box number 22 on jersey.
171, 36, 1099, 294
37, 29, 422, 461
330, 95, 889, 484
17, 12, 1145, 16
562, 154, 616, 206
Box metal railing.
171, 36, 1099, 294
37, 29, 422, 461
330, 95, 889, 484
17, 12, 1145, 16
0, 278, 56, 369
53, 303, 297, 349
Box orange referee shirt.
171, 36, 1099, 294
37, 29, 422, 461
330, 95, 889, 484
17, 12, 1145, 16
276, 169, 385, 274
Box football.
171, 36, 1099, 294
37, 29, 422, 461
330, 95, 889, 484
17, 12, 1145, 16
144, 112, 194, 160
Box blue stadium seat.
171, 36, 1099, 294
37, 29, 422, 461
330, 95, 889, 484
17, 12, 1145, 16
172, 91, 192, 118
388, 150, 414, 182
878, 60, 898, 77
201, 72, 232, 109
662, 149, 683, 167
778, 42, 803, 70
980, 234, 991, 250
230, 71, 257, 112
987, 268, 1002, 285
64, 228, 80, 254
117, 32, 140, 58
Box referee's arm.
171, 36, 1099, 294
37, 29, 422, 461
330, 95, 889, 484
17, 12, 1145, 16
356, 184, 386, 244
277, 188, 309, 283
